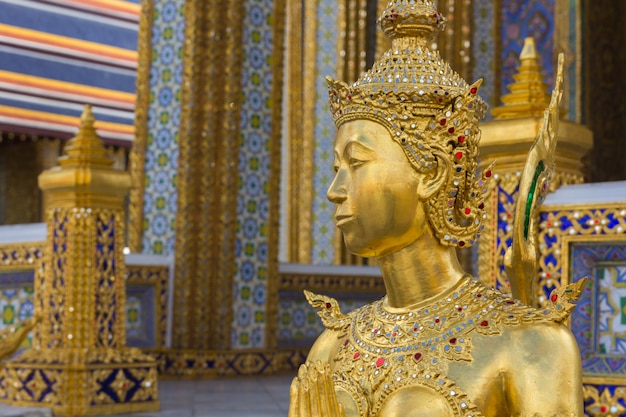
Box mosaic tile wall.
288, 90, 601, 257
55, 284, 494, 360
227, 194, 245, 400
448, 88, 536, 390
0, 271, 36, 352
501, 0, 555, 96
311, 0, 339, 265
232, 0, 280, 349
472, 0, 498, 115
568, 244, 626, 375
278, 297, 371, 346
597, 264, 626, 355
142, 0, 185, 255
125, 285, 157, 348
564, 0, 578, 121
495, 182, 518, 291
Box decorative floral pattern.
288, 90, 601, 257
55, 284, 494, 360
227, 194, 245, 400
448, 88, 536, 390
142, 0, 185, 255
311, 0, 339, 264
232, 0, 278, 349
567, 243, 626, 375
472, 0, 497, 114
501, 0, 554, 95
597, 265, 626, 355
0, 271, 35, 353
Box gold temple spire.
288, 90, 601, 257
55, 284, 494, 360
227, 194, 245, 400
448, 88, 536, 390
491, 37, 551, 119
58, 105, 113, 167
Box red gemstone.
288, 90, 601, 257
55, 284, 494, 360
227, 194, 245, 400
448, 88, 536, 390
464, 208, 471, 215
435, 318, 440, 323
478, 203, 485, 210
413, 353, 422, 362
455, 151, 463, 159
392, 332, 397, 337
449, 338, 457, 344
440, 118, 446, 126
376, 357, 385, 367
477, 293, 482, 297
457, 307, 463, 311
354, 352, 360, 360
601, 405, 608, 413
551, 294, 558, 302
480, 320, 488, 327
506, 300, 515, 304
448, 127, 455, 134
325, 302, 332, 309
546, 272, 551, 278
458, 135, 465, 143
344, 339, 349, 346
470, 87, 477, 94
458, 241, 465, 247
485, 170, 492, 178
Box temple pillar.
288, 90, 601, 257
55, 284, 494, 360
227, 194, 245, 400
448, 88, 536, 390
478, 37, 592, 300
0, 107, 159, 416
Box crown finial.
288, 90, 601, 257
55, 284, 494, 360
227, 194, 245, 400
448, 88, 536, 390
58, 105, 113, 167
491, 37, 551, 119
378, 0, 445, 48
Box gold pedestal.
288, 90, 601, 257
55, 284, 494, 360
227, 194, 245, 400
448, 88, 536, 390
0, 107, 159, 415
3, 349, 158, 416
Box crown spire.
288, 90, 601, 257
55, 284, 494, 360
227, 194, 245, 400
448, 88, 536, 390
58, 105, 113, 167
491, 37, 551, 119
378, 0, 446, 49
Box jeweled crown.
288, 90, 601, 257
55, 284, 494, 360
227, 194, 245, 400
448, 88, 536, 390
327, 0, 492, 248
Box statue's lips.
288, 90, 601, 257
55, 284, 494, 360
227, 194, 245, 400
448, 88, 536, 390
335, 215, 354, 227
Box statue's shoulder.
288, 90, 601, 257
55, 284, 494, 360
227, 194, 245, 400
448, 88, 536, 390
304, 290, 364, 331
472, 278, 588, 337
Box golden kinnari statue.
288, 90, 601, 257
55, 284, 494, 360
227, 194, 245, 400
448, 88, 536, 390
289, 1, 584, 416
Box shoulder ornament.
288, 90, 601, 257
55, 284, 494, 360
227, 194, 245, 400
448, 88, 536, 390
544, 278, 588, 323
305, 290, 351, 331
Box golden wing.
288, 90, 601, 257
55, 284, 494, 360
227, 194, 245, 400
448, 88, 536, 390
504, 53, 564, 306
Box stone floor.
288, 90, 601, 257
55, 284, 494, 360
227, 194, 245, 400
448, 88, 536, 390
0, 374, 294, 417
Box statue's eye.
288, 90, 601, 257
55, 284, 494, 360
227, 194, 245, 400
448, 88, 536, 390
349, 158, 365, 168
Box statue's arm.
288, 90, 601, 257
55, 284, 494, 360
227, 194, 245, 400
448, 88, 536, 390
506, 323, 583, 416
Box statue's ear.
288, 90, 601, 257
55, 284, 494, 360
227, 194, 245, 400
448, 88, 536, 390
416, 151, 449, 200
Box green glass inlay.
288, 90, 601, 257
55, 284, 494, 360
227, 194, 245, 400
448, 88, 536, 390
524, 160, 545, 240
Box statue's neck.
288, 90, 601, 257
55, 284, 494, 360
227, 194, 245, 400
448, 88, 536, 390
377, 230, 466, 309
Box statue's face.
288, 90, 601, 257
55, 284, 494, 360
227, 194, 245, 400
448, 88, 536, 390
327, 119, 428, 258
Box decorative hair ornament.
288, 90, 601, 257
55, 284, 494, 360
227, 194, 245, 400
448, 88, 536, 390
327, 0, 493, 247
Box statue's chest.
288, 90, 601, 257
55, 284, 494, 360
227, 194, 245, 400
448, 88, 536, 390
331, 297, 483, 417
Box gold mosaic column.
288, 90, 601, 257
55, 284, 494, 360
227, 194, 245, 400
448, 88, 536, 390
478, 37, 592, 294
1, 107, 159, 416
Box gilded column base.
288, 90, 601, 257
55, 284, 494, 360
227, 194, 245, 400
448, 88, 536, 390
0, 348, 159, 416
150, 348, 308, 378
